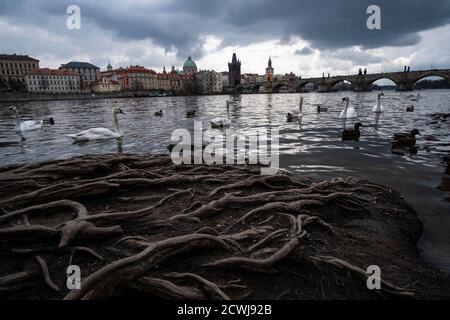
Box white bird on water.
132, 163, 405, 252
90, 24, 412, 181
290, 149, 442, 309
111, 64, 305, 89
211, 100, 232, 128
340, 97, 357, 119
372, 92, 385, 113
66, 107, 125, 141
8, 106, 43, 132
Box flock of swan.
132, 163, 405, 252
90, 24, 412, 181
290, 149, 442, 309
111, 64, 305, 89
6, 92, 421, 147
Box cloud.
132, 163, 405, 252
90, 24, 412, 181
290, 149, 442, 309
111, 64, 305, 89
295, 47, 314, 55
1, 0, 450, 75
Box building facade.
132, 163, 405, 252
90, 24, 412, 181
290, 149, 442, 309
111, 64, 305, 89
265, 57, 274, 81
196, 70, 223, 94
0, 54, 40, 91
228, 53, 241, 87
25, 68, 81, 94
60, 61, 100, 93
116, 65, 158, 91
183, 56, 198, 75
91, 77, 121, 93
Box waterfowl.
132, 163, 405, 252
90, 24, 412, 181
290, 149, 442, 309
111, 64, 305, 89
372, 93, 385, 113
186, 110, 197, 118
317, 105, 328, 113
340, 97, 357, 119
287, 97, 303, 121
66, 107, 125, 142
211, 100, 231, 128
406, 105, 415, 112
393, 129, 421, 147
342, 122, 363, 141
155, 110, 163, 117
49, 118, 55, 125
8, 106, 43, 132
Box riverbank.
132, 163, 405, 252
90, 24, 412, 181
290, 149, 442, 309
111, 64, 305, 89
0, 154, 449, 300
0, 91, 174, 103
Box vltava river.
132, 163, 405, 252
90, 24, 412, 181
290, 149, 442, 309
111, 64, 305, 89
1, 90, 449, 271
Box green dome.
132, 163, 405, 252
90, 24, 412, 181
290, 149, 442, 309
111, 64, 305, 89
183, 56, 197, 68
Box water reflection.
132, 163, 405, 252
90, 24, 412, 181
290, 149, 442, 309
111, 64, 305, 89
0, 90, 450, 271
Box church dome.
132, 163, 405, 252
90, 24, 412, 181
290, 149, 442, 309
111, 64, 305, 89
183, 56, 197, 68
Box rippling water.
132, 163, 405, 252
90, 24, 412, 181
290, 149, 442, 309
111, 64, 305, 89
1, 90, 449, 271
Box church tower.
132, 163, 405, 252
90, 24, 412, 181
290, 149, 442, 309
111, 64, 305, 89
265, 56, 274, 81
228, 53, 241, 87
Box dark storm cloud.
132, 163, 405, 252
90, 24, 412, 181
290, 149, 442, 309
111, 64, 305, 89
1, 0, 450, 58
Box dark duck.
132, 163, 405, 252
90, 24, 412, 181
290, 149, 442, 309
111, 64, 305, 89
393, 129, 421, 147
342, 122, 363, 141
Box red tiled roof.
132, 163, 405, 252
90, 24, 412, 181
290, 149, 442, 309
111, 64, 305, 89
25, 68, 79, 76
0, 54, 39, 62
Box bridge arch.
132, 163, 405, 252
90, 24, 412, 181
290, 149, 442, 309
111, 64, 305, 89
251, 84, 266, 93
368, 77, 399, 87
413, 74, 450, 89
328, 79, 353, 91
272, 83, 289, 93
296, 81, 316, 92
413, 73, 450, 84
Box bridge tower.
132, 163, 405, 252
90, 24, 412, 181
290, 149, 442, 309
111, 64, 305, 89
265, 57, 274, 82
228, 53, 241, 87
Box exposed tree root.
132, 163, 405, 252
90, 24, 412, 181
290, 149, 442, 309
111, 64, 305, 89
0, 154, 448, 300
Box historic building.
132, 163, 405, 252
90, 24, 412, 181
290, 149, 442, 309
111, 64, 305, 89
116, 65, 158, 91
60, 61, 100, 93
183, 56, 198, 75
25, 68, 81, 94
196, 70, 223, 94
265, 56, 274, 81
91, 77, 121, 93
228, 53, 241, 87
0, 54, 40, 91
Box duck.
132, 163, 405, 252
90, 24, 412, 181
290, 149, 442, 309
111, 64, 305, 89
186, 110, 197, 118
317, 105, 328, 113
49, 117, 55, 125
393, 129, 421, 147
287, 97, 303, 122
154, 110, 163, 117
340, 97, 357, 119
372, 93, 385, 113
342, 122, 363, 141
8, 106, 43, 132
66, 107, 125, 142
211, 100, 231, 128
406, 105, 415, 112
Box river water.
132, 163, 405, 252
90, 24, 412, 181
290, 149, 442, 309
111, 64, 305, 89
1, 90, 449, 272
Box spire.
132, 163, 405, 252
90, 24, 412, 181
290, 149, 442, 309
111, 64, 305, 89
232, 53, 237, 63
268, 56, 272, 68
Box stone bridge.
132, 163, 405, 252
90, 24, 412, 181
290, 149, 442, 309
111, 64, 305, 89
236, 69, 450, 93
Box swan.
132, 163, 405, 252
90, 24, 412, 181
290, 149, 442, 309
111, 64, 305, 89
66, 107, 125, 142
211, 100, 231, 128
372, 93, 385, 113
340, 97, 357, 119
8, 106, 43, 132
287, 97, 303, 122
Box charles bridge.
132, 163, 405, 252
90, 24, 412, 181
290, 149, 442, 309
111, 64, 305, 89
235, 68, 450, 93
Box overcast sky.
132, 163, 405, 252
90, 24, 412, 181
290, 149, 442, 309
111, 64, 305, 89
1, 0, 450, 78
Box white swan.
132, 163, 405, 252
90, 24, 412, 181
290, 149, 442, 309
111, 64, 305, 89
287, 97, 303, 121
340, 97, 357, 119
372, 93, 385, 113
8, 106, 43, 132
66, 107, 125, 141
211, 100, 231, 128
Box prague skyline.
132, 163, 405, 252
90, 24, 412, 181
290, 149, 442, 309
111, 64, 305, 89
1, 1, 450, 78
